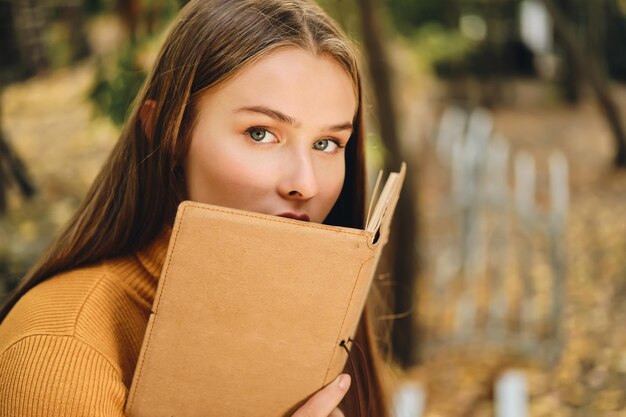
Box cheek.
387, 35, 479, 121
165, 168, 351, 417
319, 160, 346, 208
185, 134, 277, 204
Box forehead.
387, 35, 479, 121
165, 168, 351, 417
197, 47, 358, 124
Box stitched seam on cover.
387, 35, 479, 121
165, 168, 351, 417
126, 204, 187, 410
322, 255, 374, 384
186, 202, 369, 237
0, 333, 123, 377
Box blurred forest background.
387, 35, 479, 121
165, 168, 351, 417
2, 0, 626, 416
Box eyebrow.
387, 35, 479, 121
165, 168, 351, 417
235, 105, 353, 132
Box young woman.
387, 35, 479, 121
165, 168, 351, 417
0, 1, 391, 416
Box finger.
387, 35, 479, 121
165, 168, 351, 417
292, 374, 351, 417
328, 407, 345, 417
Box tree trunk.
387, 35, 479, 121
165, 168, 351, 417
543, 0, 626, 167
0, 2, 21, 84
57, 0, 90, 61
356, 0, 420, 368
117, 0, 140, 43
555, 0, 581, 103
12, 0, 49, 77
0, 97, 36, 214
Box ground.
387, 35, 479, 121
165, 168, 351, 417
391, 46, 626, 416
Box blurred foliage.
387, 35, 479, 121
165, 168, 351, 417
88, 0, 181, 125
408, 23, 477, 75
45, 22, 79, 69
0, 60, 120, 300
383, 0, 626, 84
605, 0, 626, 81
84, 0, 108, 15
0, 199, 67, 300
316, 0, 362, 40
90, 46, 147, 126
387, 0, 454, 32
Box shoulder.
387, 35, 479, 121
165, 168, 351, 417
0, 263, 112, 350
0, 256, 153, 376
0, 256, 156, 415
0, 333, 127, 417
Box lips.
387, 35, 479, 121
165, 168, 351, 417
277, 212, 310, 222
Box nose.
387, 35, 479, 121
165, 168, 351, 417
278, 149, 319, 201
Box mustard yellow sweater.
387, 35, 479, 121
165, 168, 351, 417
0, 231, 169, 417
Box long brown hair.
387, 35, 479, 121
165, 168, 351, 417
0, 0, 389, 415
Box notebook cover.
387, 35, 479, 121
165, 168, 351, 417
126, 164, 405, 417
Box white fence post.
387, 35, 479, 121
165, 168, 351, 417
495, 370, 528, 417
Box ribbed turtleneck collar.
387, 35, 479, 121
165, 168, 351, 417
135, 227, 172, 281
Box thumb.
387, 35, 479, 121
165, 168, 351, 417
292, 374, 351, 417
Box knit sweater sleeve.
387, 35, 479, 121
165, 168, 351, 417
0, 334, 128, 417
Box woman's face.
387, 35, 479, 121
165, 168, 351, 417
184, 47, 357, 224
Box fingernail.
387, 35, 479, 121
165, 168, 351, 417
338, 374, 350, 390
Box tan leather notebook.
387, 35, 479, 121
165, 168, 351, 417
125, 163, 405, 417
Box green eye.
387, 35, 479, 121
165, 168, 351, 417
249, 128, 267, 142
313, 139, 329, 151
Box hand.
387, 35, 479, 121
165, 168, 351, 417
291, 373, 351, 417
